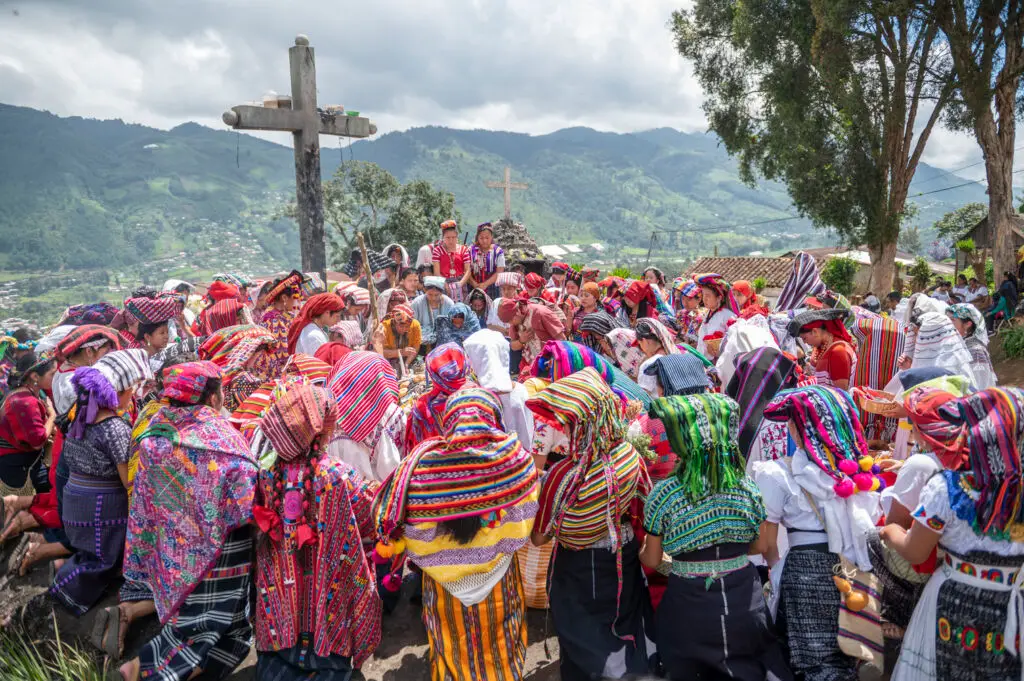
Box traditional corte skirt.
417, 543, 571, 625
421, 558, 528, 681
50, 472, 128, 615
658, 544, 774, 681
777, 543, 857, 681
549, 535, 655, 680
893, 550, 1024, 681
138, 527, 254, 681
256, 640, 353, 681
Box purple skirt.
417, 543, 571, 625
50, 472, 128, 615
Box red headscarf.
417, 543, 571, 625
286, 293, 346, 354
525, 273, 546, 291
314, 342, 352, 367
624, 280, 656, 307
903, 387, 969, 470
207, 280, 240, 302
799, 318, 852, 344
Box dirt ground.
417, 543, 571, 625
989, 333, 1024, 386
0, 540, 561, 680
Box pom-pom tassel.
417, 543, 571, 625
382, 572, 402, 592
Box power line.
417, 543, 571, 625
653, 214, 802, 235
909, 167, 1024, 198
914, 144, 1024, 188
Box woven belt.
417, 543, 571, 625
670, 553, 750, 589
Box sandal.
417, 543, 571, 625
101, 605, 126, 659
5, 534, 30, 576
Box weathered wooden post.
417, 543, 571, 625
485, 166, 528, 221
222, 34, 377, 281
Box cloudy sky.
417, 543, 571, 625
0, 0, 990, 177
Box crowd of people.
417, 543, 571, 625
0, 220, 1018, 681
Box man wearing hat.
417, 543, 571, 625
788, 308, 856, 390
412, 276, 455, 354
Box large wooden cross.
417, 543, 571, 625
222, 35, 377, 280
485, 166, 528, 221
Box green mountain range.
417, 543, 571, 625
0, 103, 991, 322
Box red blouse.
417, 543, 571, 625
0, 390, 48, 455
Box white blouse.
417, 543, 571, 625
696, 308, 737, 357
913, 474, 1024, 557
295, 323, 328, 356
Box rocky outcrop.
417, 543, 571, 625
491, 218, 548, 275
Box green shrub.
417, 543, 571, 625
1000, 325, 1024, 360
908, 257, 933, 291
611, 266, 635, 279
0, 621, 109, 681
752, 276, 768, 293
820, 257, 858, 296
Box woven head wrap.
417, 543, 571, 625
325, 351, 401, 451
265, 271, 304, 304
634, 317, 681, 355
788, 308, 852, 343
207, 280, 240, 302
649, 393, 745, 500
937, 387, 1024, 538
69, 349, 153, 438
426, 342, 468, 396
124, 292, 186, 325
162, 360, 221, 405
496, 272, 523, 289
55, 324, 120, 361
777, 252, 827, 312
375, 387, 538, 535
59, 303, 120, 327
764, 385, 870, 486
624, 280, 656, 308
903, 386, 969, 470
423, 276, 446, 292
199, 324, 275, 390
644, 354, 710, 396
693, 273, 740, 314
261, 382, 339, 462
947, 303, 988, 347
524, 273, 546, 290
390, 303, 414, 325
578, 311, 625, 350
580, 267, 600, 282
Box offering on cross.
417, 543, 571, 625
485, 166, 528, 221
222, 34, 377, 280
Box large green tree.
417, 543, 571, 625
287, 160, 460, 268
672, 0, 955, 292
928, 1, 1024, 283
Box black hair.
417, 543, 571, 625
957, 274, 968, 283
136, 321, 168, 341
441, 225, 458, 235
12, 328, 33, 344
886, 291, 902, 302
400, 267, 418, 281
387, 245, 404, 258
643, 267, 666, 286
8, 353, 55, 390
258, 279, 276, 297
167, 376, 222, 409
438, 516, 483, 545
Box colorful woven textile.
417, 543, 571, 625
606, 328, 644, 379
59, 303, 120, 327
692, 273, 740, 315
644, 353, 710, 396
725, 347, 797, 460
406, 343, 469, 449
326, 351, 402, 452
528, 368, 650, 549
124, 292, 186, 325
230, 355, 330, 424
328, 320, 364, 348
644, 475, 765, 556
578, 311, 625, 350
937, 387, 1024, 538
206, 280, 240, 302
634, 317, 682, 356
260, 382, 338, 462
529, 340, 615, 384
435, 303, 481, 346
55, 325, 120, 360
286, 292, 345, 354
947, 303, 988, 346
265, 270, 304, 303
648, 394, 746, 500
69, 349, 153, 438
763, 385, 868, 482
788, 308, 852, 343
197, 299, 246, 336
259, 308, 294, 374
162, 360, 221, 404
377, 388, 537, 528
903, 386, 969, 470
777, 251, 827, 312
198, 324, 276, 389
851, 316, 905, 440
125, 403, 258, 623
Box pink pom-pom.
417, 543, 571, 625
834, 478, 855, 498
853, 473, 873, 491
382, 572, 401, 592
838, 459, 859, 476
370, 549, 389, 565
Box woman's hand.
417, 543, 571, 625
897, 354, 912, 370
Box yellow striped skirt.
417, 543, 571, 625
421, 559, 528, 681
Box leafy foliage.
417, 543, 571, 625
898, 226, 923, 255
0, 621, 108, 680
820, 257, 858, 296
671, 0, 954, 291
752, 276, 768, 293
999, 324, 1024, 360
611, 266, 635, 279
908, 257, 934, 291
934, 203, 987, 240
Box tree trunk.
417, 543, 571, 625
980, 117, 1018, 283
970, 248, 989, 287
868, 239, 899, 294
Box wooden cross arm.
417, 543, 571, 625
222, 105, 377, 137
485, 181, 529, 189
